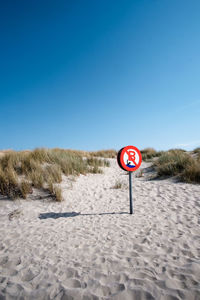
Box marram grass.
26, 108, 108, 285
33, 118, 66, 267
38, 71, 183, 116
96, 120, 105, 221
154, 149, 200, 183
0, 148, 110, 201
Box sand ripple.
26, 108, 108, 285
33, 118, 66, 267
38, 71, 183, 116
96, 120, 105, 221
0, 159, 200, 299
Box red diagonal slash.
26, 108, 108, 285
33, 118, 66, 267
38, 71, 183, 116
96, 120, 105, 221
126, 150, 138, 167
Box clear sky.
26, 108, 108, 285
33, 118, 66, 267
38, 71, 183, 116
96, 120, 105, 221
1, 0, 200, 151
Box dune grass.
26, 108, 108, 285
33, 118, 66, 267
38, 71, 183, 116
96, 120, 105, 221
180, 163, 200, 183
154, 149, 200, 183
140, 148, 163, 161
48, 181, 63, 202
0, 148, 110, 200
86, 157, 110, 168
89, 149, 117, 158
0, 166, 32, 199
193, 147, 200, 154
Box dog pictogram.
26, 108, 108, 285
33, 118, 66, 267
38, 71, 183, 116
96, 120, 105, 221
117, 146, 142, 172
126, 150, 138, 168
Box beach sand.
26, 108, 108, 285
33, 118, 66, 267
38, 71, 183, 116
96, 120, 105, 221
0, 159, 200, 299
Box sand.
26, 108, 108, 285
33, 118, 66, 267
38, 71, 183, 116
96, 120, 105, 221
0, 159, 200, 299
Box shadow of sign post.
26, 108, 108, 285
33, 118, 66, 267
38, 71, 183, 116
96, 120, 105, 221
39, 211, 128, 219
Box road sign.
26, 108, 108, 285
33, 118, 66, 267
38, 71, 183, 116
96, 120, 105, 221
117, 145, 142, 214
117, 145, 142, 172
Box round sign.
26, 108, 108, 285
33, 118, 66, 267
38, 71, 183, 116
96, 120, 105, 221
117, 145, 142, 172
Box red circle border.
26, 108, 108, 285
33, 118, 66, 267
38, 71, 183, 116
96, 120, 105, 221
119, 145, 142, 172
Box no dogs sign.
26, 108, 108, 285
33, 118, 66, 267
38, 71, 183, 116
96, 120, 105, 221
117, 145, 142, 214
117, 145, 142, 172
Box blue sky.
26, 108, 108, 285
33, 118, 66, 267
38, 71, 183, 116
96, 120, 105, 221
0, 0, 200, 151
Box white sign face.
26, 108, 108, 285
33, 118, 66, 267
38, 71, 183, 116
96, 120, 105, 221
123, 149, 140, 168
118, 145, 142, 172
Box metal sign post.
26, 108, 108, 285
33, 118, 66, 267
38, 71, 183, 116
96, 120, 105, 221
129, 171, 133, 214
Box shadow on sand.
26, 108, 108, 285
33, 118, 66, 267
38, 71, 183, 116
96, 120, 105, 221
39, 211, 128, 219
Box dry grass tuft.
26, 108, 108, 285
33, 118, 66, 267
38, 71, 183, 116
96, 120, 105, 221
53, 186, 63, 202
89, 149, 117, 158
193, 147, 200, 154
196, 153, 200, 163
89, 165, 103, 174
141, 148, 163, 161
43, 164, 62, 183
168, 148, 187, 153
181, 163, 200, 183
112, 180, 123, 189
47, 181, 63, 202
29, 169, 44, 188
154, 150, 200, 183
86, 157, 110, 168
0, 166, 19, 199
0, 166, 32, 199
155, 150, 192, 177
103, 159, 110, 167
20, 181, 32, 199
0, 148, 111, 200
86, 157, 110, 173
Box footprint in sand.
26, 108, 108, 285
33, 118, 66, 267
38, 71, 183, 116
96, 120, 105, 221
20, 268, 39, 282
113, 288, 154, 300
64, 278, 82, 288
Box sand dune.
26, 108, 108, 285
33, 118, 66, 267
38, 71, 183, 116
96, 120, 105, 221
0, 159, 200, 299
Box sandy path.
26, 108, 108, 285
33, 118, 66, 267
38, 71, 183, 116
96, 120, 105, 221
0, 159, 200, 299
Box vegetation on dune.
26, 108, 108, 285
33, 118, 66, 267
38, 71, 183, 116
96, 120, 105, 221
193, 147, 200, 154
89, 149, 117, 158
168, 148, 186, 152
196, 152, 200, 162
154, 150, 192, 176
89, 165, 103, 174
0, 148, 110, 200
0, 166, 32, 199
48, 181, 63, 202
20, 181, 32, 199
154, 149, 200, 183
181, 163, 200, 183
86, 157, 110, 168
140, 148, 163, 161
